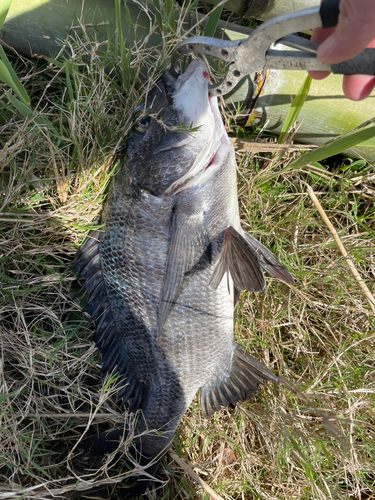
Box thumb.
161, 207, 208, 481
317, 0, 375, 64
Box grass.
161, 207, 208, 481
1, 2, 375, 499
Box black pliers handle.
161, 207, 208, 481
170, 0, 375, 97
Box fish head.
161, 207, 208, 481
125, 59, 228, 196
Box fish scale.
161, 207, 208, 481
72, 58, 293, 497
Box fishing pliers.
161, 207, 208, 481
170, 0, 375, 97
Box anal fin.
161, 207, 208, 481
199, 345, 278, 418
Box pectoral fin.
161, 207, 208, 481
242, 232, 294, 285
209, 226, 266, 292
158, 209, 210, 339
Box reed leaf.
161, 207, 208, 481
204, 0, 225, 37
278, 75, 312, 143
0, 0, 12, 29
289, 124, 375, 170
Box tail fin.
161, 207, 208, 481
199, 345, 278, 418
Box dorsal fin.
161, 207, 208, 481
199, 345, 278, 418
72, 230, 148, 412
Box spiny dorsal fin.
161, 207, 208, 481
199, 345, 278, 418
209, 226, 266, 293
242, 232, 294, 285
72, 229, 148, 412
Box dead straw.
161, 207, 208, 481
307, 184, 375, 314
169, 452, 225, 500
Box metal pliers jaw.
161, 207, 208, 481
170, 0, 375, 97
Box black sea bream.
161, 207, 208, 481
73, 59, 293, 496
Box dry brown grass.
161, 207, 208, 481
1, 3, 375, 499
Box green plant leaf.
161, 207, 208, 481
152, 0, 163, 31
0, 45, 30, 105
165, 0, 176, 32
278, 76, 312, 143
5, 90, 32, 117
0, 389, 19, 405
6, 91, 56, 130
204, 0, 224, 37
289, 125, 375, 170
0, 0, 12, 29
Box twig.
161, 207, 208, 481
307, 185, 375, 314
169, 452, 225, 500
232, 138, 316, 153
26, 413, 122, 419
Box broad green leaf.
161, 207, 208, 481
289, 125, 375, 170
0, 0, 12, 29
0, 60, 15, 88
278, 76, 312, 143
224, 29, 247, 41
204, 0, 224, 37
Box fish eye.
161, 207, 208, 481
134, 116, 151, 134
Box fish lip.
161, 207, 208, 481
162, 94, 229, 196
172, 59, 206, 92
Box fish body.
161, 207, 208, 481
73, 59, 293, 496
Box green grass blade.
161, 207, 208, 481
114, 0, 131, 87
204, 0, 224, 37
0, 0, 12, 29
165, 0, 176, 32
256, 122, 375, 188
278, 75, 312, 144
0, 389, 19, 404
44, 56, 64, 69
0, 59, 17, 90
6, 91, 56, 130
0, 45, 30, 105
5, 90, 32, 117
64, 62, 74, 102
289, 125, 375, 170
152, 0, 163, 30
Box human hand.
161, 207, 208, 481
309, 0, 375, 101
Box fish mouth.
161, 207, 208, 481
163, 60, 230, 196
206, 94, 229, 168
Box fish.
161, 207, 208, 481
72, 58, 294, 497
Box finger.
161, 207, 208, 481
338, 37, 375, 99
342, 75, 375, 100
318, 0, 375, 64
308, 27, 334, 80
308, 70, 331, 80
